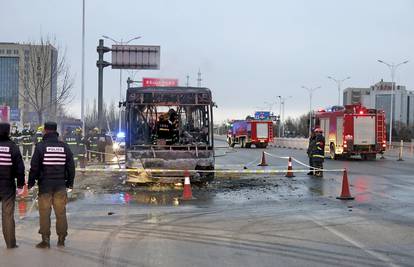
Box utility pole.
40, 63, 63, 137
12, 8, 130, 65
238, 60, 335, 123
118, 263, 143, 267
377, 59, 409, 145
81, 0, 85, 133
197, 69, 202, 87
277, 96, 282, 137
96, 39, 110, 129
302, 86, 321, 137
186, 75, 190, 87
327, 76, 351, 106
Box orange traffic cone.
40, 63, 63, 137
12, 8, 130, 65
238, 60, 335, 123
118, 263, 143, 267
258, 151, 268, 166
285, 157, 295, 177
336, 169, 354, 200
182, 170, 193, 200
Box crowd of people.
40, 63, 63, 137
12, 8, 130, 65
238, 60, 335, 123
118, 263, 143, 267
9, 124, 110, 166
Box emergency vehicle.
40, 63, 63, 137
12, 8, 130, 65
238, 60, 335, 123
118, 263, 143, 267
227, 119, 273, 148
314, 104, 386, 160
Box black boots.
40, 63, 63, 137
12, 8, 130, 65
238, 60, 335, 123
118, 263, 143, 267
36, 236, 50, 249
57, 236, 65, 247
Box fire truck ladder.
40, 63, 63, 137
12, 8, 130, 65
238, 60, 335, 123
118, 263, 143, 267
377, 114, 385, 144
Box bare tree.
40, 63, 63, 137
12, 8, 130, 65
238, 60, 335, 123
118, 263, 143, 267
19, 36, 74, 124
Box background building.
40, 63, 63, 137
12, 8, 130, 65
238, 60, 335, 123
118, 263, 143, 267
343, 79, 414, 128
0, 42, 57, 125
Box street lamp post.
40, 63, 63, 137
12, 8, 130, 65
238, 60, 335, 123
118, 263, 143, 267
302, 86, 321, 137
102, 35, 141, 133
327, 76, 351, 106
377, 59, 409, 145
81, 0, 85, 133
276, 96, 291, 137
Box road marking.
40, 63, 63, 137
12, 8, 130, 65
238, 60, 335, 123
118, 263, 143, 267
307, 216, 400, 267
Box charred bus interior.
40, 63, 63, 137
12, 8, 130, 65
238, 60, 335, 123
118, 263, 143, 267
125, 86, 215, 182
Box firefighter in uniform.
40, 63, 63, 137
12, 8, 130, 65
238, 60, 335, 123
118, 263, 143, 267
306, 129, 316, 175
312, 128, 325, 177
64, 129, 78, 166
88, 128, 99, 162
10, 124, 21, 145
0, 122, 25, 249
168, 109, 179, 144
34, 126, 44, 144
157, 115, 173, 144
75, 128, 86, 168
28, 122, 75, 248
21, 123, 34, 161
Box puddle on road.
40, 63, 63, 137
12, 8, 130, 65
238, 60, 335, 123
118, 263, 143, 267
14, 171, 354, 216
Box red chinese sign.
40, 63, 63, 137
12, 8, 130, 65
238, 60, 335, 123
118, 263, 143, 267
143, 78, 178, 87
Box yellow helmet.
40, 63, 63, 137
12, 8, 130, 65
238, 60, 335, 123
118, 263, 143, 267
75, 127, 82, 133
37, 125, 44, 132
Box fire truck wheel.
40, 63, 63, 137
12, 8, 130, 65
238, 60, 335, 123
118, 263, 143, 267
245, 143, 251, 148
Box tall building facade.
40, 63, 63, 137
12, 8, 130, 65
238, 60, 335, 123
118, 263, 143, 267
0, 42, 58, 124
343, 80, 414, 127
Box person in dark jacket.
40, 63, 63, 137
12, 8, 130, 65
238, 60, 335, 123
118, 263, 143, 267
0, 122, 25, 249
28, 122, 75, 248
312, 128, 325, 177
306, 129, 316, 175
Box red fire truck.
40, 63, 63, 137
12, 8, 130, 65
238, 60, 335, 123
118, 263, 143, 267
314, 104, 386, 160
227, 120, 273, 148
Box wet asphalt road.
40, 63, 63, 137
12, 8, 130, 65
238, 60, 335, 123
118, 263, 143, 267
1, 139, 414, 267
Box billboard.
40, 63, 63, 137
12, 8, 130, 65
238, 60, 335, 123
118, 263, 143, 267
9, 108, 20, 122
111, 45, 160, 70
143, 78, 178, 87
254, 111, 271, 120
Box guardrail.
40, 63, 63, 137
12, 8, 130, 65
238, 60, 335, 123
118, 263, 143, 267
272, 138, 308, 150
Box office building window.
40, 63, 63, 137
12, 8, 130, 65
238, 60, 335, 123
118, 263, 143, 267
0, 57, 20, 108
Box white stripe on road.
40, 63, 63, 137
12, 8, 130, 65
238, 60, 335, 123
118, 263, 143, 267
307, 216, 400, 267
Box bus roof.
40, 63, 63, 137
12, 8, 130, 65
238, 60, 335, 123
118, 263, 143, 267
126, 86, 212, 105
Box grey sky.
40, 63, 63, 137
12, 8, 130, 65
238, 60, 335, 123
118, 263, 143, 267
1, 0, 413, 122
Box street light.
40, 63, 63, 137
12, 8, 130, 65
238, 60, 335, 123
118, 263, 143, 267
102, 35, 142, 133
377, 59, 409, 145
302, 86, 321, 137
276, 96, 292, 137
327, 76, 351, 106
81, 0, 85, 133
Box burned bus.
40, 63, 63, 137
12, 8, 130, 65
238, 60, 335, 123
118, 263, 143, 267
125, 86, 215, 183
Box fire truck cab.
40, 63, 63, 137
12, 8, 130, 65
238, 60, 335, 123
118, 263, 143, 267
314, 104, 386, 160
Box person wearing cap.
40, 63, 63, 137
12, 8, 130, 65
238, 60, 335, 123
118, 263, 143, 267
28, 121, 75, 248
0, 122, 25, 249
312, 128, 325, 177
306, 128, 316, 175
